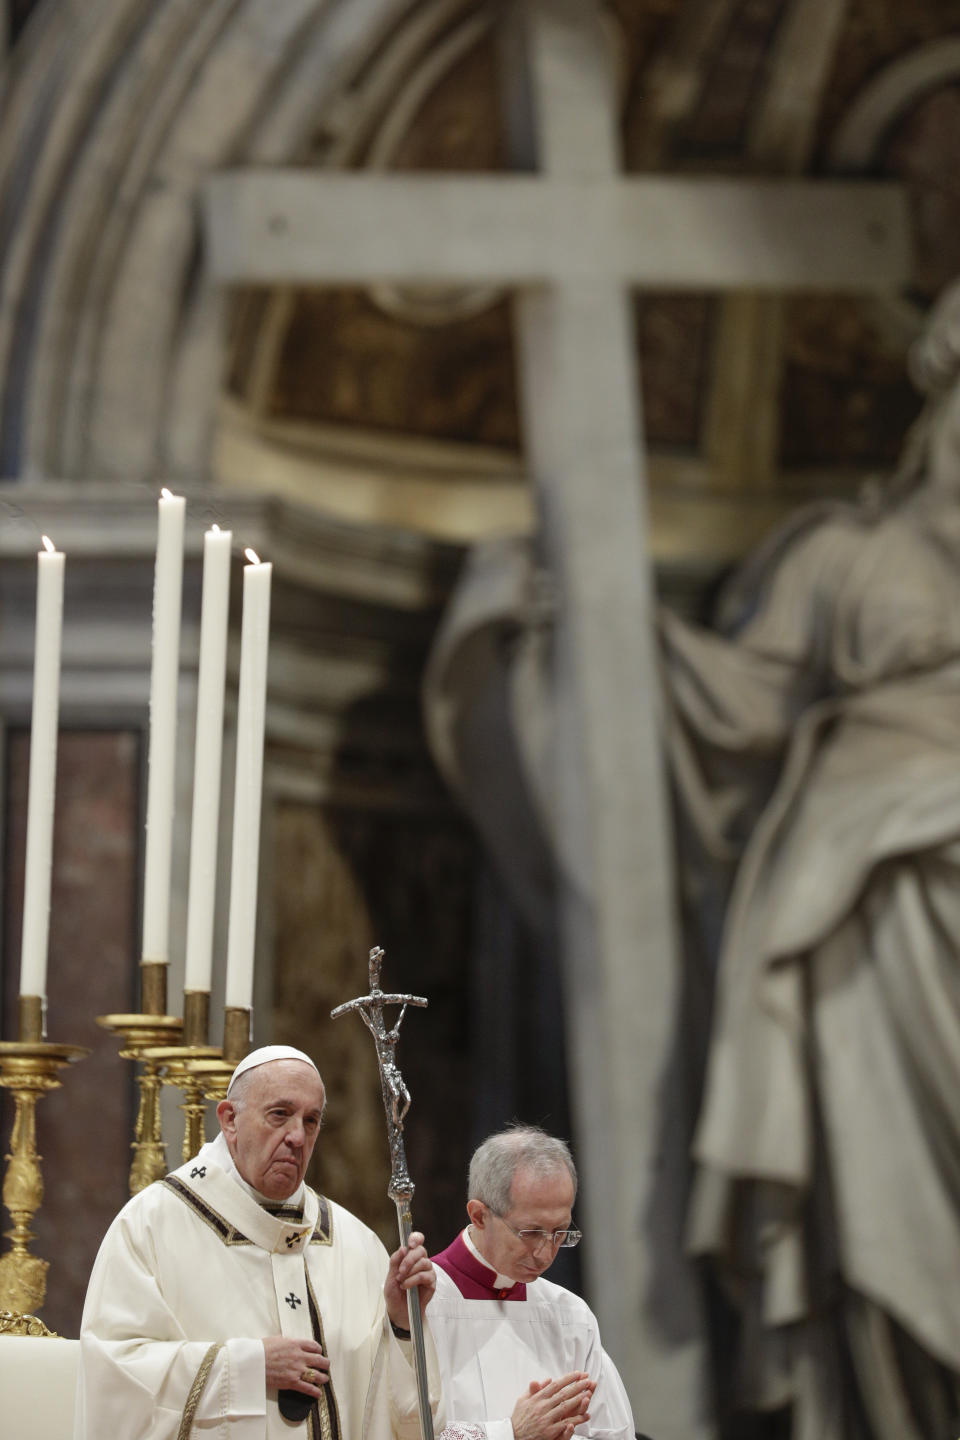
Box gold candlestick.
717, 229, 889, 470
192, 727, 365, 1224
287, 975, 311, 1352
182, 990, 210, 1048
98, 960, 183, 1193
190, 1056, 237, 1104
139, 989, 226, 1161
0, 1001, 88, 1318
222, 1005, 251, 1067
97, 1014, 182, 1193
138, 1008, 248, 1160
139, 961, 168, 1017
143, 1044, 223, 1162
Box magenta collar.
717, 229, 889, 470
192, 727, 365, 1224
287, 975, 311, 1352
432, 1231, 527, 1301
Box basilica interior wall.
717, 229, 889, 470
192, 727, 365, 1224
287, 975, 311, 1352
2, 2, 960, 1434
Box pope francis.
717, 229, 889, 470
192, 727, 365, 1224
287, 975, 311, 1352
73, 1045, 444, 1440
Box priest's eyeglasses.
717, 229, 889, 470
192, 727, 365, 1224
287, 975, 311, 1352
489, 1211, 582, 1250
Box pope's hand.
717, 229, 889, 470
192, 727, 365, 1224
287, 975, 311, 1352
262, 1336, 330, 1394
384, 1230, 437, 1331
511, 1374, 595, 1440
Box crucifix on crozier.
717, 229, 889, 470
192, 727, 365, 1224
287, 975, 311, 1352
331, 946, 427, 1203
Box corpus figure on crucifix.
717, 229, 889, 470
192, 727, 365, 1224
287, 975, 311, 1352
332, 946, 427, 1196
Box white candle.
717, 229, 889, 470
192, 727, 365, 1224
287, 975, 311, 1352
141, 490, 185, 965
224, 549, 272, 1010
20, 536, 65, 999
183, 526, 232, 993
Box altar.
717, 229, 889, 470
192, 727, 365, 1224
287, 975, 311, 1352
1, 1331, 79, 1440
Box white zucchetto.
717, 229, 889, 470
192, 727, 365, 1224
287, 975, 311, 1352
226, 1044, 320, 1095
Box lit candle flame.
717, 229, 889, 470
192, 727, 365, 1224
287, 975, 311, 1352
161, 487, 173, 500
244, 548, 261, 565
211, 523, 220, 535
41, 534, 56, 554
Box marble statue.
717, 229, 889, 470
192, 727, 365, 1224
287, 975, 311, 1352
661, 278, 960, 1439
423, 279, 960, 1439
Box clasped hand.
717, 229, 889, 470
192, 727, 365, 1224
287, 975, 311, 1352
512, 1373, 596, 1440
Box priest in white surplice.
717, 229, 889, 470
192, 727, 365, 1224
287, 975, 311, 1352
429, 1129, 635, 1440
74, 1045, 444, 1440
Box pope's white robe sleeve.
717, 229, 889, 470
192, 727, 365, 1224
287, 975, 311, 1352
369, 1320, 444, 1440
75, 1205, 267, 1440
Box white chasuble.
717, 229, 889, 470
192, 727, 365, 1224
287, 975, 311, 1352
75, 1136, 442, 1440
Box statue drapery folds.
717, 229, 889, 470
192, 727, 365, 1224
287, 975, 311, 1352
423, 281, 960, 1437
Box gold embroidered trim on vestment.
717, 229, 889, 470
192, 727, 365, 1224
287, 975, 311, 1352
308, 1191, 334, 1245
177, 1341, 221, 1440
162, 1176, 333, 1248
162, 1176, 255, 1245
306, 1269, 342, 1440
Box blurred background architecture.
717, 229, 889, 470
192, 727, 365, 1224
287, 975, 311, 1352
1, 3, 960, 1437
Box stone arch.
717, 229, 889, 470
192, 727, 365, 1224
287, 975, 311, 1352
828, 38, 960, 170
826, 38, 960, 340
0, 0, 491, 482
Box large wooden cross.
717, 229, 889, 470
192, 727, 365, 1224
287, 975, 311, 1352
202, 5, 908, 1436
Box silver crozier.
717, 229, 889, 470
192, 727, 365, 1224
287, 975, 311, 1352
331, 946, 433, 1440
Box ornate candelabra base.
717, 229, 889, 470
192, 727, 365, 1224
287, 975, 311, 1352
0, 1308, 58, 1336
164, 1008, 252, 1125
188, 1057, 237, 1104
97, 1013, 182, 1193
97, 955, 184, 1193
143, 1045, 224, 1163
0, 1038, 88, 1318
